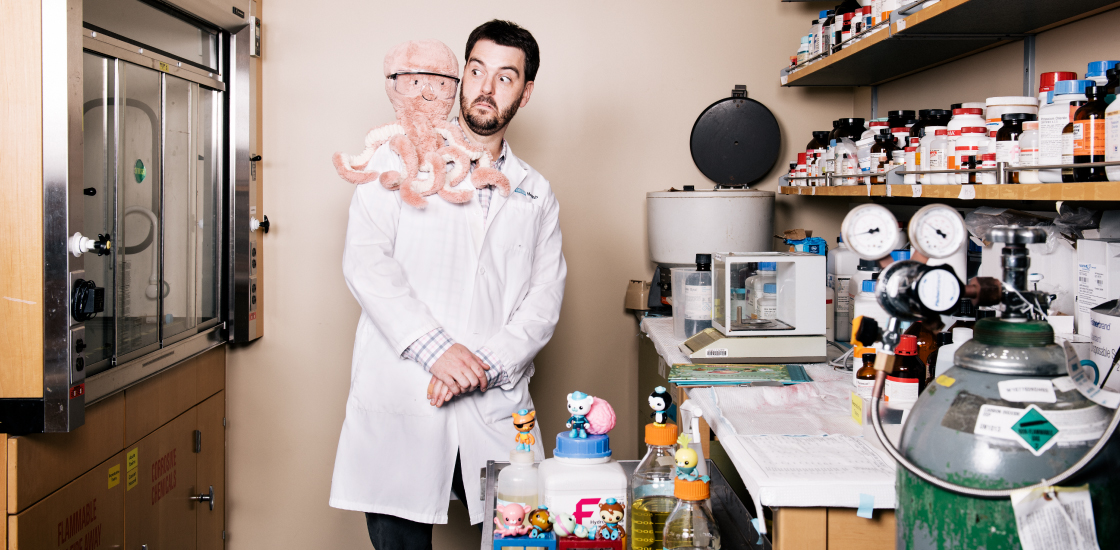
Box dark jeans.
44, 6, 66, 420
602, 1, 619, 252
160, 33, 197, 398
366, 452, 477, 550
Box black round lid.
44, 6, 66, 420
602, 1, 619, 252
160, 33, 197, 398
950, 103, 962, 110
888, 110, 915, 118
917, 109, 931, 118
690, 89, 781, 187
927, 109, 952, 117
936, 331, 953, 345
874, 132, 892, 142
813, 130, 832, 141
1087, 85, 1107, 98
838, 118, 865, 126
1001, 112, 1037, 122
695, 253, 712, 265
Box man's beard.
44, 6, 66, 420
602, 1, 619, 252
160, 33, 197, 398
460, 92, 520, 137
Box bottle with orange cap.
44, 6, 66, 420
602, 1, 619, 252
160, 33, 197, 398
629, 394, 678, 550
663, 433, 720, 549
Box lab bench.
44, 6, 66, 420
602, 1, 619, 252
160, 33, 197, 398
480, 459, 767, 550
637, 317, 896, 550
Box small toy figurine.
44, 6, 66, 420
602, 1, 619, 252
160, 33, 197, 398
512, 409, 537, 452
648, 386, 673, 425
594, 499, 626, 541
566, 391, 594, 439
674, 434, 710, 483
494, 503, 532, 538
552, 512, 590, 539
527, 506, 553, 538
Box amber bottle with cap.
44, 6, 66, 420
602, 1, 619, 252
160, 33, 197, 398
1073, 85, 1109, 182
885, 334, 926, 404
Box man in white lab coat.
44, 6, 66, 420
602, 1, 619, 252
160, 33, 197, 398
330, 21, 566, 550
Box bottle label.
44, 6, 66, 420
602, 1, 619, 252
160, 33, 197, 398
996, 140, 1021, 165
759, 304, 778, 319
1040, 112, 1070, 165
1108, 115, 1120, 163
835, 277, 851, 312
929, 147, 945, 169
947, 129, 961, 137
1073, 120, 1106, 156
1062, 132, 1075, 165
683, 284, 713, 321
1020, 148, 1039, 166
885, 376, 920, 402
855, 378, 874, 401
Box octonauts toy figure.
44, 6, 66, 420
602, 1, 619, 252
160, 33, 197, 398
674, 433, 710, 483
527, 506, 553, 538
648, 386, 673, 425
566, 391, 594, 439
494, 503, 531, 537
594, 498, 626, 541
512, 409, 536, 452
552, 512, 589, 539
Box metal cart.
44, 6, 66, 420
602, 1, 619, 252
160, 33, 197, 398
481, 459, 770, 550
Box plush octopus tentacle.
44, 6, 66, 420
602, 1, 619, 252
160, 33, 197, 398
332, 123, 406, 184
436, 145, 474, 204
380, 134, 418, 190
399, 150, 445, 209
474, 149, 512, 197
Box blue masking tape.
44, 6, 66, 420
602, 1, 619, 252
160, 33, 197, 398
750, 518, 764, 544
857, 493, 875, 519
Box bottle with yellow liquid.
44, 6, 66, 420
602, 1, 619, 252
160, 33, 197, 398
628, 422, 678, 549
663, 467, 720, 549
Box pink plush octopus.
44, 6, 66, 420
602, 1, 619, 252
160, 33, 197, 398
494, 503, 532, 538
332, 39, 510, 208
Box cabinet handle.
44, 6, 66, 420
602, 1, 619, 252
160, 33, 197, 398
190, 485, 215, 511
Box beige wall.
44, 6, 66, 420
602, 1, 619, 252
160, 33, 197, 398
225, 0, 853, 548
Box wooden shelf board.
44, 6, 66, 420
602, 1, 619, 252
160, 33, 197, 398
780, 182, 1120, 201
784, 0, 1120, 87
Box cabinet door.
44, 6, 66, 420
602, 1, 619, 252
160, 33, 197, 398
9, 451, 126, 550
125, 409, 198, 550
196, 391, 225, 548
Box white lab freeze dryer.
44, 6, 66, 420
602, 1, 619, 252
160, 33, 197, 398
646, 190, 774, 266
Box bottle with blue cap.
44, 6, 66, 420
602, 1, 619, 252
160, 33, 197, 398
745, 262, 777, 317
756, 283, 778, 320
1086, 60, 1119, 87
538, 391, 628, 540
1039, 79, 1093, 183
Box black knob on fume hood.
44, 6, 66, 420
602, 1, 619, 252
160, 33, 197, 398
260, 215, 270, 234
83, 187, 97, 196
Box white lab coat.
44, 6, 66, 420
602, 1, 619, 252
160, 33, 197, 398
329, 141, 566, 525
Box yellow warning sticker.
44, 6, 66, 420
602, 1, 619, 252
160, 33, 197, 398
127, 467, 139, 491
850, 392, 864, 424
158, 61, 170, 73
936, 375, 956, 388
108, 464, 120, 489
127, 447, 138, 471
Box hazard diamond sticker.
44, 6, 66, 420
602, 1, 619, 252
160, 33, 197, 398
1011, 405, 1060, 456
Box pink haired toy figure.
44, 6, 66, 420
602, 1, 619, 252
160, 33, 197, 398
494, 502, 532, 537
332, 40, 510, 208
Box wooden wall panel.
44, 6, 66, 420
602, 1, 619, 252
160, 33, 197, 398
125, 347, 225, 446
0, 0, 45, 398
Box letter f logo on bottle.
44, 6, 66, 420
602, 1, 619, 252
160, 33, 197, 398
574, 498, 600, 525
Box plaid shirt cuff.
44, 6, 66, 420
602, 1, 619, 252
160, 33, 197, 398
402, 328, 455, 371
476, 347, 509, 387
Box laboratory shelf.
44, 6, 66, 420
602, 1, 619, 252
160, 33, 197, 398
780, 182, 1120, 201
783, 0, 1120, 87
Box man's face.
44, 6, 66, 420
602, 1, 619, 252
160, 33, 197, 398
460, 39, 534, 136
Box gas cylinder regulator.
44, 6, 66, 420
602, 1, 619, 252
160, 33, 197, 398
843, 205, 1120, 504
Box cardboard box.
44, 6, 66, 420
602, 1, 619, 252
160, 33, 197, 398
1076, 239, 1120, 335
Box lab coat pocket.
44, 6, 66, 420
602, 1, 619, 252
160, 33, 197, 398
477, 377, 533, 424
349, 327, 436, 417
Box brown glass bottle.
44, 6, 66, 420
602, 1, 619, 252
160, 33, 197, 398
995, 113, 1036, 184
870, 132, 896, 184
1073, 85, 1109, 182
903, 321, 938, 366
854, 349, 877, 402
1060, 99, 1089, 182
885, 335, 926, 404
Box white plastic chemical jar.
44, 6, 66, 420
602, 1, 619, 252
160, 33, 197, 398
1039, 79, 1092, 183
951, 126, 988, 183
985, 96, 1039, 136
862, 120, 890, 140
919, 126, 947, 184
962, 102, 987, 117
498, 450, 539, 511
1018, 121, 1042, 184
904, 146, 918, 184
538, 433, 628, 537
980, 153, 997, 185
947, 108, 985, 157
929, 129, 950, 184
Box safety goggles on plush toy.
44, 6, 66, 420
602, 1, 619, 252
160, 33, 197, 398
388, 72, 460, 99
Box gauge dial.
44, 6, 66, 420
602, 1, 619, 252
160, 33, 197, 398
917, 268, 961, 312
841, 204, 901, 260
909, 204, 967, 260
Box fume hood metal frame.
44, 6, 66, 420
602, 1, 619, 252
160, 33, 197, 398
1, 0, 260, 434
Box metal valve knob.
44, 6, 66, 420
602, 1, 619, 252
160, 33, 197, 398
249, 215, 270, 234
987, 225, 1047, 245
190, 485, 215, 510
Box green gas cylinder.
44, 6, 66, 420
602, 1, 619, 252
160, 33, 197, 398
893, 227, 1120, 549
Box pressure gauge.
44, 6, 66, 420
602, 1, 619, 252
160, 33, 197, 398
841, 204, 901, 260
908, 204, 967, 260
